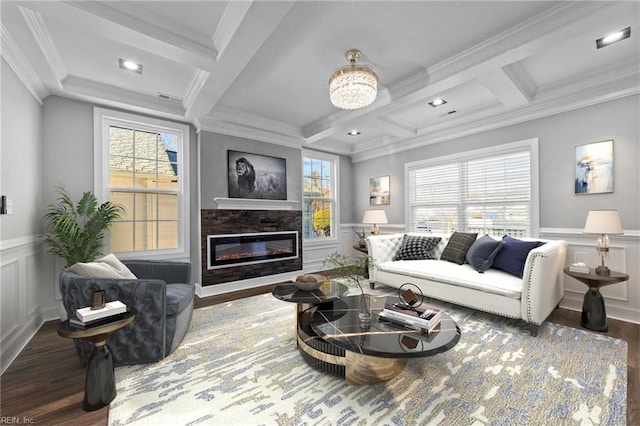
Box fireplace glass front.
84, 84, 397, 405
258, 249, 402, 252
207, 231, 298, 270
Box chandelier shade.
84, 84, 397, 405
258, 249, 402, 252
329, 49, 378, 110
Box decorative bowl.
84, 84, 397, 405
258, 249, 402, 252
292, 274, 326, 291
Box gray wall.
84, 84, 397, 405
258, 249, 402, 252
1, 59, 43, 240
1, 59, 48, 373
199, 132, 302, 207
350, 95, 640, 231
338, 154, 354, 223
41, 96, 199, 271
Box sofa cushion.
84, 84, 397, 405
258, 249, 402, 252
440, 231, 478, 264
379, 260, 522, 299
69, 253, 137, 279
492, 236, 545, 278
393, 235, 441, 261
165, 283, 195, 316
466, 235, 505, 273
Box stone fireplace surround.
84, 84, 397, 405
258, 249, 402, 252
200, 209, 303, 288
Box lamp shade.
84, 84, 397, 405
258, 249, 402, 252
362, 210, 388, 224
583, 210, 624, 234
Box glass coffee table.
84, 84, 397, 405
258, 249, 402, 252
308, 295, 461, 385
272, 280, 350, 348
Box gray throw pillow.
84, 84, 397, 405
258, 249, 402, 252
393, 235, 442, 261
440, 231, 478, 264
466, 234, 504, 273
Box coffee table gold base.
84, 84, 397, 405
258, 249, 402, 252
297, 334, 407, 385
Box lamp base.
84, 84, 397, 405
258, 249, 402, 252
595, 265, 610, 276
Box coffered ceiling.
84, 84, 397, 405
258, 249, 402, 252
2, 1, 638, 162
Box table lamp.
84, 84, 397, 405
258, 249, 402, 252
362, 210, 388, 235
583, 209, 623, 275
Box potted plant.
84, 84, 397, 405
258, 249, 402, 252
42, 185, 125, 268
324, 251, 374, 328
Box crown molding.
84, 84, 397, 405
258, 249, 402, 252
207, 106, 303, 138
351, 73, 639, 163
18, 6, 66, 89
197, 116, 303, 150
183, 69, 210, 117
61, 75, 186, 118
0, 24, 48, 104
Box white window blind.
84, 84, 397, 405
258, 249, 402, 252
407, 143, 535, 238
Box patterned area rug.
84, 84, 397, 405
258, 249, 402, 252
108, 290, 627, 425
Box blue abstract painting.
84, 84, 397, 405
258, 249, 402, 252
575, 140, 613, 194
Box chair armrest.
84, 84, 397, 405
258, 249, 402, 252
521, 240, 568, 324
123, 260, 191, 284
59, 270, 168, 364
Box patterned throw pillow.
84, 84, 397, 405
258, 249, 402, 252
440, 231, 478, 264
393, 235, 442, 261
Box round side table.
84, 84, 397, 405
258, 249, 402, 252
58, 310, 135, 411
563, 267, 628, 332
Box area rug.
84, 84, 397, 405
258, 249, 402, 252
108, 290, 627, 425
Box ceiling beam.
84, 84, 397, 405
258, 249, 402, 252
476, 67, 533, 108
184, 1, 296, 120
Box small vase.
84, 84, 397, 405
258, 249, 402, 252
359, 238, 367, 248
359, 294, 371, 329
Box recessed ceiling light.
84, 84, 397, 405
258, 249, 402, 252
596, 27, 631, 49
348, 130, 361, 136
428, 98, 447, 107
119, 58, 143, 74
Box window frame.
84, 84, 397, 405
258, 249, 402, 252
93, 107, 190, 259
404, 138, 539, 237
302, 149, 340, 245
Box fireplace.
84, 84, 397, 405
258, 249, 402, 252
207, 231, 299, 270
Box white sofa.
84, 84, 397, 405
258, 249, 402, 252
366, 233, 568, 336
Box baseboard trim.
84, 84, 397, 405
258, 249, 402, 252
559, 297, 640, 325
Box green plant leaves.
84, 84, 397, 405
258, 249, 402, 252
42, 185, 124, 268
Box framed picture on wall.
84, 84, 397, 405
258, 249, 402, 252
575, 140, 613, 195
370, 175, 390, 205
227, 150, 287, 200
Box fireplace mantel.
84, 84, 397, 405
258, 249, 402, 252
213, 197, 300, 210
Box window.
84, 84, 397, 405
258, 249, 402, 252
406, 139, 539, 237
94, 108, 190, 258
302, 151, 338, 240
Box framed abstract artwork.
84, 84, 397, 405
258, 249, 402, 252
370, 175, 390, 205
227, 150, 287, 200
575, 140, 613, 195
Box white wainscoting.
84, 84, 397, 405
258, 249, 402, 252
540, 228, 640, 324
0, 237, 60, 374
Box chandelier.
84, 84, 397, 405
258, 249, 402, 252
329, 49, 378, 110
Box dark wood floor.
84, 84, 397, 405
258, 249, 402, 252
2, 287, 638, 426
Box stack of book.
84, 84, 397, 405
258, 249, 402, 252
378, 302, 442, 334
70, 300, 128, 327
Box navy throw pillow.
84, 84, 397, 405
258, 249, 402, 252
466, 235, 505, 273
492, 236, 545, 278
440, 231, 478, 265
393, 235, 442, 261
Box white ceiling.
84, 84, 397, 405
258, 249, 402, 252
2, 1, 639, 162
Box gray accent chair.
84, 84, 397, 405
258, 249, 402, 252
59, 260, 194, 366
